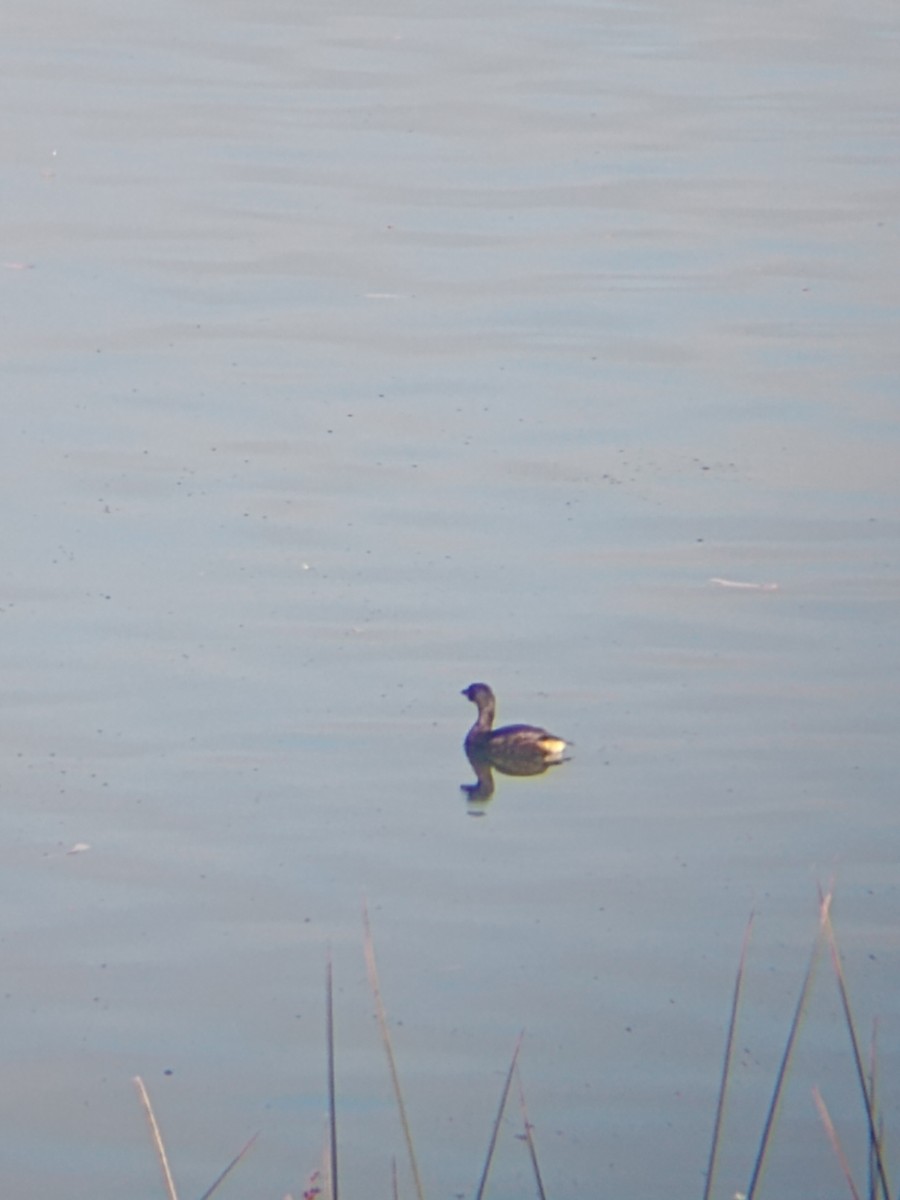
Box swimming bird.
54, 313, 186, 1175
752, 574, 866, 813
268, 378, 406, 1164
461, 682, 570, 764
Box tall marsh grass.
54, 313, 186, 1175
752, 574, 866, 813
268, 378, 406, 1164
135, 892, 892, 1200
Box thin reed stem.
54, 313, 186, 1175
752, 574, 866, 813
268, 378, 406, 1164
196, 1133, 259, 1200
516, 1063, 547, 1200
867, 1021, 880, 1200
134, 1075, 179, 1200
814, 1088, 862, 1200
702, 910, 755, 1200
822, 910, 892, 1200
475, 1032, 524, 1200
362, 904, 426, 1200
745, 894, 831, 1200
866, 1021, 888, 1200
326, 949, 339, 1200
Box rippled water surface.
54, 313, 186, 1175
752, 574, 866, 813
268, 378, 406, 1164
3, 0, 899, 1196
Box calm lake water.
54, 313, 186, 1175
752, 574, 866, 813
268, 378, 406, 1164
2, 0, 899, 1196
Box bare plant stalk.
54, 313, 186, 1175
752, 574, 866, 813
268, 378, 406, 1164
702, 910, 755, 1200
744, 893, 832, 1200
867, 1021, 879, 1200
317, 1128, 332, 1200
196, 1133, 259, 1200
516, 1062, 547, 1200
475, 1032, 524, 1200
813, 1088, 862, 1200
822, 909, 892, 1200
362, 904, 426, 1200
134, 1075, 179, 1200
874, 1116, 886, 1200
326, 949, 339, 1200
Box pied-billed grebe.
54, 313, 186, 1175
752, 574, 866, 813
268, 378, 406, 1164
461, 682, 570, 763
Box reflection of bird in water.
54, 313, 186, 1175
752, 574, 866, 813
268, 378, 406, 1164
460, 683, 571, 804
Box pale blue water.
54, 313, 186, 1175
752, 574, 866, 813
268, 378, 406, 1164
2, 0, 899, 1196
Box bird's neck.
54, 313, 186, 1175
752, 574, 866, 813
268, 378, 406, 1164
474, 699, 495, 731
